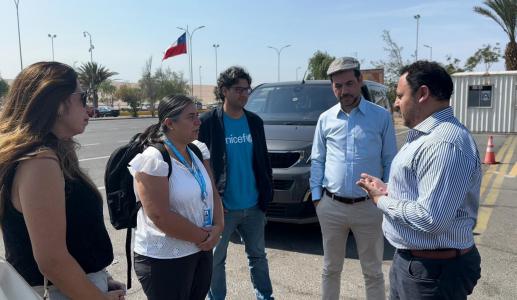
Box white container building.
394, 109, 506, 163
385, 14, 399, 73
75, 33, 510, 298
451, 71, 517, 133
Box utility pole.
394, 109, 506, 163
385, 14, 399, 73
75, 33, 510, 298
414, 14, 421, 61
48, 33, 57, 61
83, 31, 94, 63
423, 44, 432, 60
213, 44, 219, 83
13, 0, 23, 70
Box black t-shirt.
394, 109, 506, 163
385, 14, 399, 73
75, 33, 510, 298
2, 176, 114, 286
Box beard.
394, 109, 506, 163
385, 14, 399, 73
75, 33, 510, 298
339, 94, 360, 109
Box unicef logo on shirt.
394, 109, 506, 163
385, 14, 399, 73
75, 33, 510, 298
225, 133, 253, 144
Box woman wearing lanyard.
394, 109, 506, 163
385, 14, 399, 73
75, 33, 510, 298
128, 95, 224, 300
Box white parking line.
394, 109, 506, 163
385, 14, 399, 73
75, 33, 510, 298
82, 143, 100, 147
79, 155, 110, 162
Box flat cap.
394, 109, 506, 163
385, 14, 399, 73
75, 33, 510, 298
327, 57, 360, 76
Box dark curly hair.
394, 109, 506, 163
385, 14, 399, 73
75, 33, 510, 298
215, 66, 251, 102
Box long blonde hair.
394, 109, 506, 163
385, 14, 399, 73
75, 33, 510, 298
0, 62, 100, 221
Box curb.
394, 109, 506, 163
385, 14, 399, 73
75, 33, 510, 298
89, 115, 158, 121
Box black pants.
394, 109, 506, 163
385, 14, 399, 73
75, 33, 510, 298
389, 246, 481, 300
134, 251, 213, 300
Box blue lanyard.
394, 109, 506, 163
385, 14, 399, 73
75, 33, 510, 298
164, 139, 208, 202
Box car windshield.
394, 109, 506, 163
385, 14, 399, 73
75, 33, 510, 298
245, 84, 337, 125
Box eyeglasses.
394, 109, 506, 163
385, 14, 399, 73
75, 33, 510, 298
71, 91, 88, 107
231, 86, 252, 95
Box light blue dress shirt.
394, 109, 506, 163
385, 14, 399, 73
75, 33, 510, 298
310, 98, 397, 200
378, 107, 481, 250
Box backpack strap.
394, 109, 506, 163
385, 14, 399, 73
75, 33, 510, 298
187, 143, 204, 162
125, 228, 132, 289
124, 142, 172, 290
151, 142, 172, 178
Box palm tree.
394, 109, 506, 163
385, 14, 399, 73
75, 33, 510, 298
474, 0, 517, 70
77, 62, 118, 108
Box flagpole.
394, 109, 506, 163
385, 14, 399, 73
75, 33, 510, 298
177, 25, 205, 97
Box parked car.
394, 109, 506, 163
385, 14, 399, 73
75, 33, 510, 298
245, 80, 392, 224
97, 106, 120, 117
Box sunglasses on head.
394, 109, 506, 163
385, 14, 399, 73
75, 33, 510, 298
71, 91, 88, 107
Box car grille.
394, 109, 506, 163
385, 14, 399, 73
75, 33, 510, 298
266, 202, 288, 218
273, 179, 294, 190
269, 152, 300, 168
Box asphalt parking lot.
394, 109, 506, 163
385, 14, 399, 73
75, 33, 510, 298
1, 117, 516, 299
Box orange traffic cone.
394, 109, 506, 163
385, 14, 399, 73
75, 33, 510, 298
483, 135, 498, 164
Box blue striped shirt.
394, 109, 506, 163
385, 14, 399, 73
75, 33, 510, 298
310, 98, 397, 200
378, 107, 481, 250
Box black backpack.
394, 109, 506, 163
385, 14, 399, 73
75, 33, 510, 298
104, 133, 202, 289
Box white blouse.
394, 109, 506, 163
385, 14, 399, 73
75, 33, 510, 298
128, 145, 214, 259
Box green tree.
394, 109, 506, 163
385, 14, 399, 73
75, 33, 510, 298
442, 55, 467, 74
98, 80, 117, 106
474, 0, 517, 70
139, 57, 158, 117
464, 44, 502, 72
154, 67, 189, 100
0, 77, 8, 100
306, 51, 335, 80
371, 30, 411, 106
77, 62, 118, 108
116, 85, 141, 117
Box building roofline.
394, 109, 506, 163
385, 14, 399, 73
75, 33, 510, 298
452, 70, 517, 77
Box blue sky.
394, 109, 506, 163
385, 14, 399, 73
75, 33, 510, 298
0, 0, 508, 85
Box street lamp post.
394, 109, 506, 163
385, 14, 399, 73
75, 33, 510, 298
423, 44, 432, 60
414, 14, 421, 61
83, 31, 94, 63
13, 0, 23, 70
177, 25, 205, 96
296, 66, 301, 81
267, 44, 291, 82
48, 33, 57, 61
213, 44, 219, 83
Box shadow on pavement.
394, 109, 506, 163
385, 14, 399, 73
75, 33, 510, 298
230, 222, 396, 260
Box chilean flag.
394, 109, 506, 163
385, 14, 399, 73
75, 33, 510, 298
162, 33, 187, 61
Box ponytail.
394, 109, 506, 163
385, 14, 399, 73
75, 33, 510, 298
138, 123, 162, 145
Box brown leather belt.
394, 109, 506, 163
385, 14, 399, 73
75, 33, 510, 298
324, 190, 367, 204
399, 246, 474, 259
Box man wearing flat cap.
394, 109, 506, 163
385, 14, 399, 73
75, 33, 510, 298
310, 57, 397, 300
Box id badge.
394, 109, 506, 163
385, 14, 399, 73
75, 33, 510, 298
203, 208, 212, 227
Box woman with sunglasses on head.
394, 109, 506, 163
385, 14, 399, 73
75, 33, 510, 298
128, 95, 224, 300
0, 62, 125, 300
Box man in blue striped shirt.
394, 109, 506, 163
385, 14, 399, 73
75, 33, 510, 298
310, 57, 397, 300
358, 61, 481, 300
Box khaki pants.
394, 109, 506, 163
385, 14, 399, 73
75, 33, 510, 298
316, 193, 385, 300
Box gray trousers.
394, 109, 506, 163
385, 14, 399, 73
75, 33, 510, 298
316, 193, 385, 300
